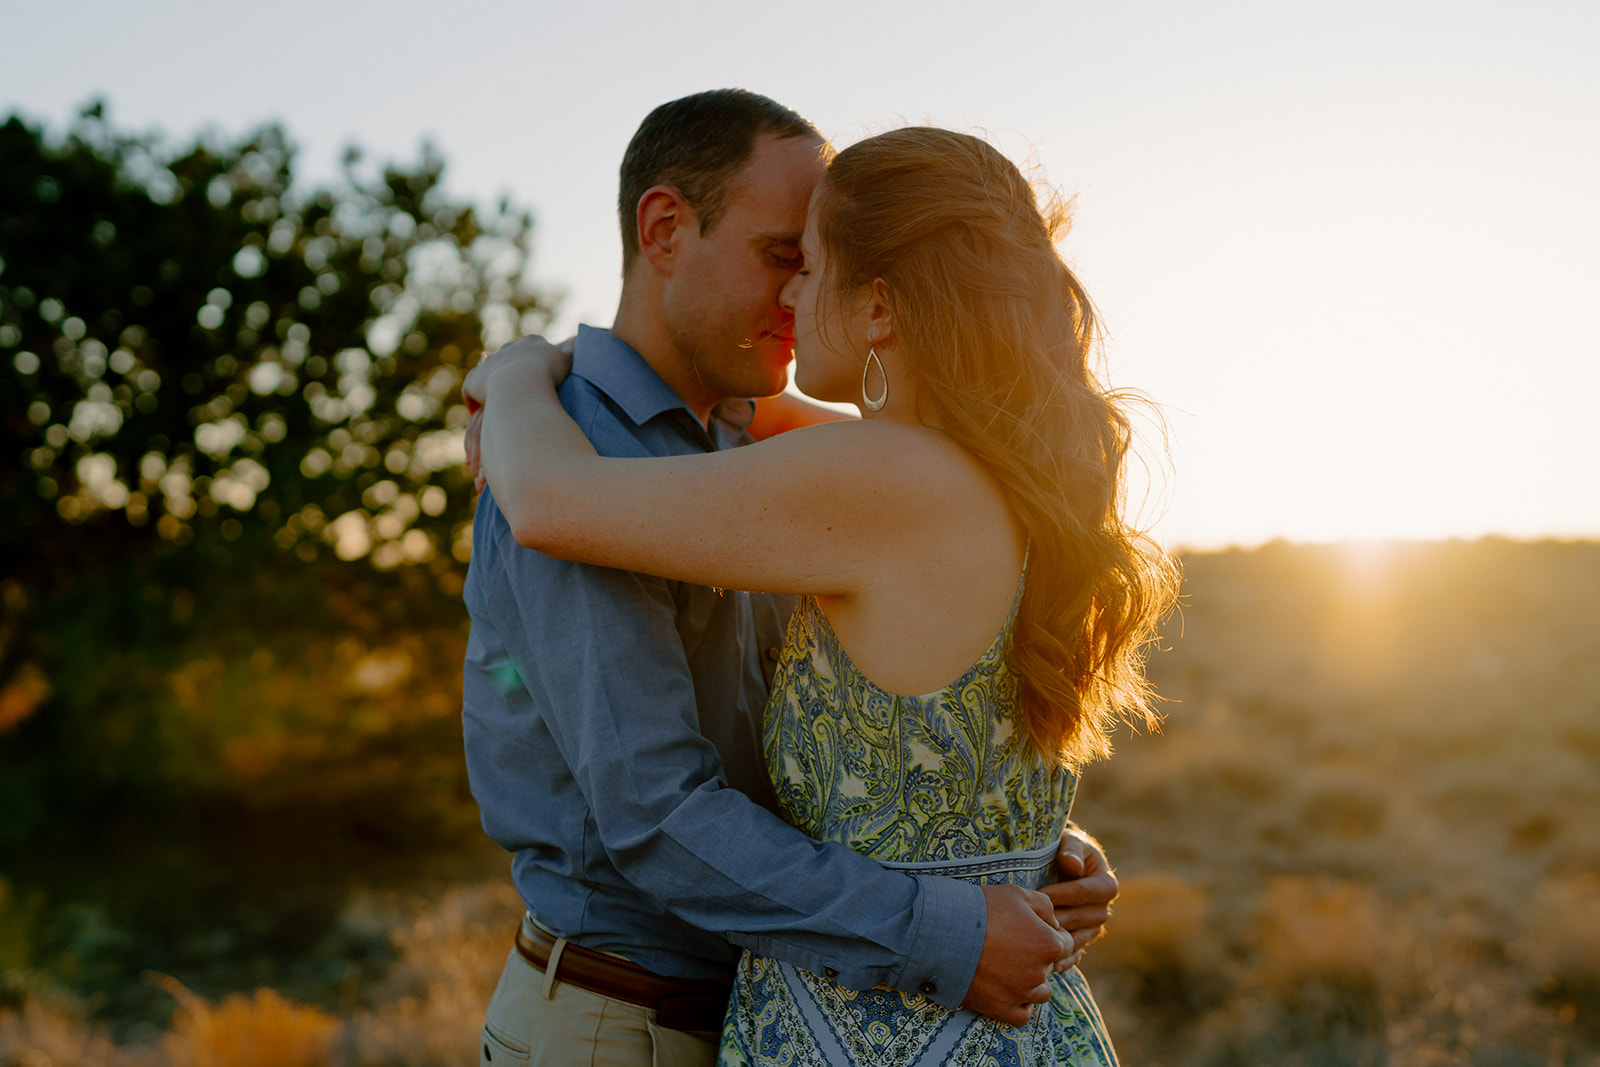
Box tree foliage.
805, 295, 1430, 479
0, 104, 554, 837
0, 102, 553, 591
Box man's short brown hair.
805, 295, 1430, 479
618, 89, 821, 271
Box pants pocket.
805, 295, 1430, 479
481, 1021, 532, 1065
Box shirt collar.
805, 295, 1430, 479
570, 324, 694, 428
570, 324, 757, 445
710, 397, 756, 438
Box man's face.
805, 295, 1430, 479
662, 133, 828, 405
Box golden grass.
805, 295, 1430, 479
337, 883, 523, 1066
3, 539, 1597, 1065
1089, 871, 1212, 978
0, 989, 126, 1067
1075, 539, 1600, 1065
161, 982, 337, 1067
0, 884, 523, 1067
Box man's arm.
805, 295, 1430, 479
483, 509, 1061, 1018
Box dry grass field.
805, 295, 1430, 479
2, 538, 1597, 1066
1081, 538, 1600, 1066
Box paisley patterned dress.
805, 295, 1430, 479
718, 578, 1119, 1067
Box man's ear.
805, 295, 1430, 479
863, 278, 896, 349
636, 185, 692, 276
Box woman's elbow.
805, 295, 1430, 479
488, 463, 606, 562
505, 504, 601, 565
501, 497, 562, 554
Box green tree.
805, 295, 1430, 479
0, 103, 553, 840
0, 101, 551, 590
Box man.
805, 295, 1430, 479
462, 89, 1118, 1067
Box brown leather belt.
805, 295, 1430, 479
513, 920, 733, 1033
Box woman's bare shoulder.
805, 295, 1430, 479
781, 419, 996, 497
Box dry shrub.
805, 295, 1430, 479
1052, 544, 1600, 1063
1085, 717, 1297, 877
1097, 872, 1210, 974
1257, 877, 1404, 990
160, 979, 337, 1067
0, 884, 521, 1067
337, 882, 522, 1066
1253, 875, 1419, 1055
1516, 873, 1600, 1040
1518, 873, 1600, 978
1297, 778, 1388, 842
1088, 871, 1226, 1029
0, 663, 51, 734
0, 987, 128, 1067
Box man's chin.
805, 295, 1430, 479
744, 376, 791, 400
748, 344, 794, 397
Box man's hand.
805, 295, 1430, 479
961, 884, 1068, 1027
1042, 825, 1118, 971
463, 335, 575, 492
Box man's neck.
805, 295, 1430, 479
611, 284, 720, 427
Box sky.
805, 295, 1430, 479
5, 0, 1597, 550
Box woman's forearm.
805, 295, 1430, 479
462, 346, 951, 594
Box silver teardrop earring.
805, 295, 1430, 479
860, 348, 888, 412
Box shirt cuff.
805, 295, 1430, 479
897, 874, 986, 1011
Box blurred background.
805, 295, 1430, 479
2, 1, 1597, 1064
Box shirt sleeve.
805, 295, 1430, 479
481, 512, 985, 1008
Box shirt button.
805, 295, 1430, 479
920, 979, 938, 995
824, 967, 838, 979
766, 647, 781, 661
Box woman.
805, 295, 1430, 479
467, 128, 1176, 1067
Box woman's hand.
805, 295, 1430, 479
463, 335, 575, 491
1044, 826, 1118, 972
463, 335, 574, 412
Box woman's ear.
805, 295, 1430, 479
636, 185, 691, 275
863, 279, 896, 349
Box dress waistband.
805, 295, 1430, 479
877, 839, 1059, 884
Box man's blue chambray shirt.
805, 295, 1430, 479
462, 325, 985, 1008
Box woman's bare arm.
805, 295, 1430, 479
470, 342, 973, 599
747, 391, 854, 441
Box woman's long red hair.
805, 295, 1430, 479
816, 128, 1179, 764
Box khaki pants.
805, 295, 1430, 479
480, 923, 719, 1067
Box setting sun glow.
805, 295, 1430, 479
5, 0, 1597, 554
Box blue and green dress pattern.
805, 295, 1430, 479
718, 583, 1118, 1067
